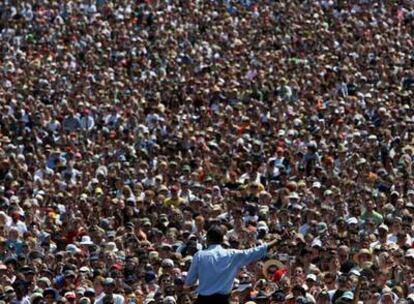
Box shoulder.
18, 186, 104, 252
192, 250, 202, 260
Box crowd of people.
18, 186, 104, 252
0, 0, 414, 303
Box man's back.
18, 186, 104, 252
186, 244, 267, 296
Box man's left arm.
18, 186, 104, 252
236, 239, 278, 266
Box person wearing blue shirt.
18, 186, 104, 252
184, 225, 278, 304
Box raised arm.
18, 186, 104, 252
234, 238, 279, 267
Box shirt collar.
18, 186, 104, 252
207, 244, 222, 249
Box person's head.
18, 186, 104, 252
102, 294, 114, 304
206, 225, 224, 246
84, 288, 96, 302
291, 267, 303, 279
177, 293, 192, 304
43, 289, 56, 304
270, 290, 286, 304
305, 274, 318, 288
317, 290, 330, 304
375, 270, 388, 288
8, 227, 19, 240
365, 200, 374, 212
356, 249, 372, 266
323, 272, 337, 289
65, 292, 76, 303
337, 245, 350, 263
194, 216, 205, 230
378, 224, 389, 239
279, 276, 291, 293
392, 217, 402, 233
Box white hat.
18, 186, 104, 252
306, 274, 317, 282
323, 189, 333, 196
66, 244, 81, 254
346, 217, 358, 225
30, 293, 44, 303
406, 249, 414, 258
378, 224, 389, 232
79, 266, 91, 273
312, 181, 321, 188
163, 296, 176, 304
257, 221, 269, 233
80, 235, 94, 246
289, 192, 300, 200
37, 277, 51, 287
311, 239, 322, 248
105, 242, 118, 253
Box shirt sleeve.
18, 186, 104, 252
234, 244, 268, 267
184, 253, 199, 286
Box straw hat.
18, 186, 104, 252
262, 259, 286, 278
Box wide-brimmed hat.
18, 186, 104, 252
354, 248, 373, 263
263, 259, 286, 278
80, 236, 94, 246
104, 242, 118, 253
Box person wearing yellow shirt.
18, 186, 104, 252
164, 186, 184, 207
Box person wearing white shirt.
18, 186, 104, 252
34, 163, 54, 182
105, 110, 120, 128
94, 278, 124, 304
5, 212, 27, 236
370, 224, 390, 249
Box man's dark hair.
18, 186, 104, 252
207, 225, 224, 245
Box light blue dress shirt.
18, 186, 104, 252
185, 244, 268, 296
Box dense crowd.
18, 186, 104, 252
0, 0, 414, 303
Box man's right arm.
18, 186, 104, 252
184, 253, 199, 287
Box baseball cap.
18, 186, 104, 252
378, 224, 389, 232
144, 271, 156, 283
272, 290, 286, 302
406, 249, 414, 258
161, 258, 174, 268
84, 288, 96, 296
79, 297, 91, 304
339, 291, 354, 301
346, 217, 358, 225
317, 222, 328, 234
306, 274, 317, 282
163, 296, 176, 304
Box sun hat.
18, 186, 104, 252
80, 236, 94, 246
263, 259, 285, 278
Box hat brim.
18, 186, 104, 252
262, 259, 286, 278
353, 251, 373, 263
80, 242, 94, 246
